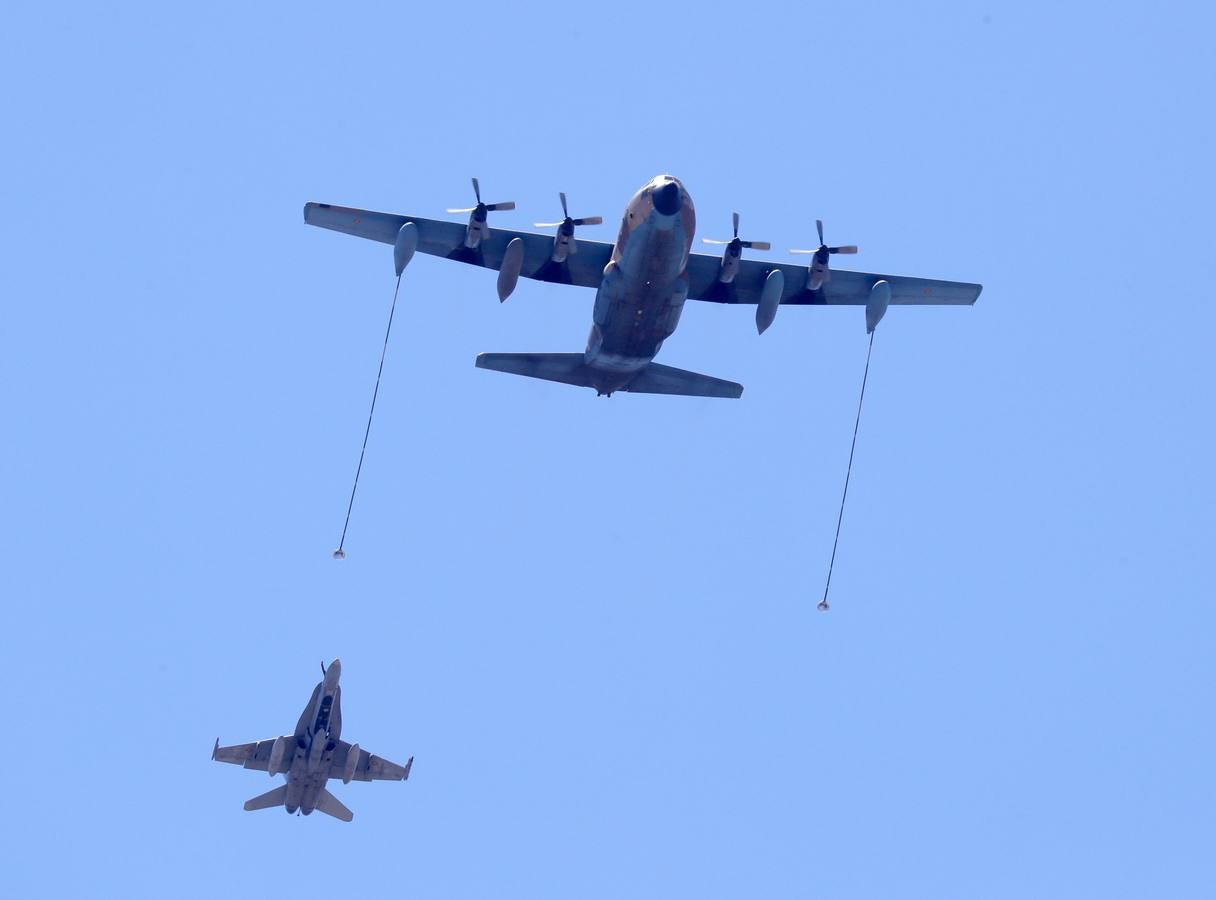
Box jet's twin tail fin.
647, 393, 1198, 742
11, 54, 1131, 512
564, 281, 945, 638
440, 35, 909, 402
315, 788, 354, 822
243, 785, 288, 812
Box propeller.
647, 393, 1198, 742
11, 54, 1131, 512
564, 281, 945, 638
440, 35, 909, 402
701, 212, 771, 254
789, 219, 857, 288
534, 192, 603, 233
446, 177, 516, 217
789, 218, 857, 261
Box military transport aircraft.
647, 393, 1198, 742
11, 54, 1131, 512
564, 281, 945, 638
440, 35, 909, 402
213, 659, 412, 822
304, 175, 981, 398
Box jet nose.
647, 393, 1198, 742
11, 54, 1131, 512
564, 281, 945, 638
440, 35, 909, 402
326, 659, 341, 684
652, 180, 682, 217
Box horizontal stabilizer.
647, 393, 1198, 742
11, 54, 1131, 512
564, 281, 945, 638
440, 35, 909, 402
623, 362, 743, 399
243, 785, 288, 812
315, 788, 354, 822
476, 353, 742, 398
476, 353, 594, 389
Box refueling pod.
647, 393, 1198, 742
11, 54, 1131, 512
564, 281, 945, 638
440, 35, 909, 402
866, 280, 890, 333
393, 222, 418, 276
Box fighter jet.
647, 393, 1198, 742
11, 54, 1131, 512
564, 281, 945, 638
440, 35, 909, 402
212, 659, 412, 822
304, 175, 981, 398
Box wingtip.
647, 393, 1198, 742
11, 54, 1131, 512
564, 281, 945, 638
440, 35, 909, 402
212, 737, 219, 760
403, 756, 414, 780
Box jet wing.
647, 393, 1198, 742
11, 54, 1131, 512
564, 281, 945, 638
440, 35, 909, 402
329, 740, 413, 782
685, 252, 982, 307
303, 203, 613, 289
212, 737, 286, 772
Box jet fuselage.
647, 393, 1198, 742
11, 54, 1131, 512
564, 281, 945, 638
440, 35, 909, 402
283, 659, 342, 816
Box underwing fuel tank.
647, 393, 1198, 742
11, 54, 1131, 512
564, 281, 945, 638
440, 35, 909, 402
342, 743, 361, 784
267, 736, 288, 776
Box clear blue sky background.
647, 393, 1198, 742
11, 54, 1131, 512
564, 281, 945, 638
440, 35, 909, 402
3, 2, 1213, 897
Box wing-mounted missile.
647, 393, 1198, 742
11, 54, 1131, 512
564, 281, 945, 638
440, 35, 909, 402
701, 212, 771, 284
267, 736, 288, 776
447, 177, 516, 250
341, 742, 360, 783
789, 219, 858, 292
534, 192, 602, 263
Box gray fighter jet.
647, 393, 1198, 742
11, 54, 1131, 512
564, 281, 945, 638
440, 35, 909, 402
212, 659, 412, 821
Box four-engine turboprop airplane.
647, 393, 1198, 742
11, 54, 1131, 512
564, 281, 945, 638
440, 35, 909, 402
304, 175, 982, 398
212, 659, 412, 822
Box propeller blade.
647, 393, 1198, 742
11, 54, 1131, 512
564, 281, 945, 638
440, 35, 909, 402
486, 202, 516, 212
830, 245, 858, 254
816, 219, 824, 245
534, 221, 566, 228
701, 238, 730, 245
472, 177, 481, 204
560, 192, 568, 218
732, 212, 740, 238
572, 216, 602, 226
789, 248, 817, 255
447, 207, 477, 214
742, 240, 772, 251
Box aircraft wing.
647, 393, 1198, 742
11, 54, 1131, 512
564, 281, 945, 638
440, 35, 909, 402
304, 203, 613, 289
212, 737, 284, 772
328, 740, 413, 782
685, 252, 982, 307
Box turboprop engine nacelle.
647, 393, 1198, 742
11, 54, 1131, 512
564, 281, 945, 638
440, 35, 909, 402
342, 743, 361, 784
267, 736, 288, 776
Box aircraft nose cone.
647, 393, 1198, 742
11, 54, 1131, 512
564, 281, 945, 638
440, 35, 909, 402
326, 659, 341, 684
652, 181, 682, 216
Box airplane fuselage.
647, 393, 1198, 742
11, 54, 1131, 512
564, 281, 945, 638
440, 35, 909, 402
282, 661, 343, 816
583, 175, 695, 394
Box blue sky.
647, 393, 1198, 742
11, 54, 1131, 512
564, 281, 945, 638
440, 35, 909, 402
3, 1, 1214, 897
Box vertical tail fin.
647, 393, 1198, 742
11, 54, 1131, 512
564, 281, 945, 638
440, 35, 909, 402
315, 787, 354, 822
243, 784, 288, 812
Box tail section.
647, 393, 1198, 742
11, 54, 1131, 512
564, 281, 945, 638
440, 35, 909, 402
624, 362, 743, 398
476, 353, 594, 389
315, 787, 354, 822
475, 353, 742, 398
243, 784, 288, 812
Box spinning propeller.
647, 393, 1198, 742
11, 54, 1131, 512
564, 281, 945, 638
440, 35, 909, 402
534, 192, 603, 233
701, 212, 771, 255
789, 219, 857, 288
447, 177, 516, 218
534, 192, 602, 261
